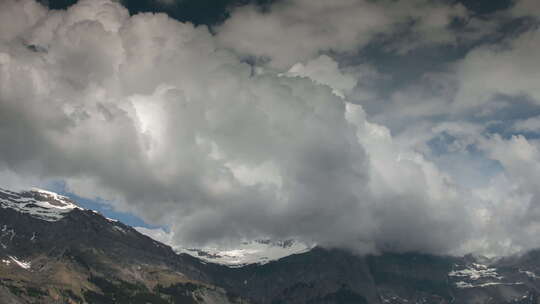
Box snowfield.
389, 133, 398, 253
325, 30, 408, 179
0, 188, 82, 221
176, 239, 315, 267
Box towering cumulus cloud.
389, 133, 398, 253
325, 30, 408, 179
1, 0, 540, 257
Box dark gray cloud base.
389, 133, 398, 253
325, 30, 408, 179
1, 0, 540, 257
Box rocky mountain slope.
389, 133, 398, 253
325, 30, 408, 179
0, 188, 247, 304
2, 187, 540, 303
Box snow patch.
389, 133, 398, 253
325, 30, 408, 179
0, 187, 83, 221
31, 188, 62, 198
135, 227, 315, 267
449, 263, 503, 281
454, 281, 524, 289
380, 293, 410, 303
8, 256, 31, 269
176, 239, 315, 267
112, 225, 126, 234
0, 225, 15, 249
449, 263, 524, 289
520, 269, 540, 279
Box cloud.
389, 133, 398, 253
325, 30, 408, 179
285, 55, 357, 98
135, 226, 175, 245
465, 135, 540, 256
216, 0, 467, 68
2, 0, 540, 257
453, 27, 540, 111
511, 0, 540, 17
0, 0, 47, 41
513, 116, 540, 132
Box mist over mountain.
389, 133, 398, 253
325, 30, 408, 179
3, 187, 540, 304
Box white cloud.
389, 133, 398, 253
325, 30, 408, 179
0, 0, 46, 41
286, 55, 357, 98
1, 0, 540, 257
216, 0, 467, 68
454, 27, 540, 110
513, 116, 540, 132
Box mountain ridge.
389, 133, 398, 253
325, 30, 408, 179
2, 187, 540, 303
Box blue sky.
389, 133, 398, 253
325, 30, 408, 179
48, 180, 164, 230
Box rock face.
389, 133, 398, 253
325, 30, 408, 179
2, 186, 540, 304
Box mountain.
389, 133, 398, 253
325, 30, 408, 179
2, 186, 540, 304
0, 187, 248, 304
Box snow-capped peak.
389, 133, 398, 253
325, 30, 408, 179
177, 239, 315, 267
31, 187, 66, 200
0, 187, 82, 221
27, 188, 80, 209
135, 227, 316, 267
